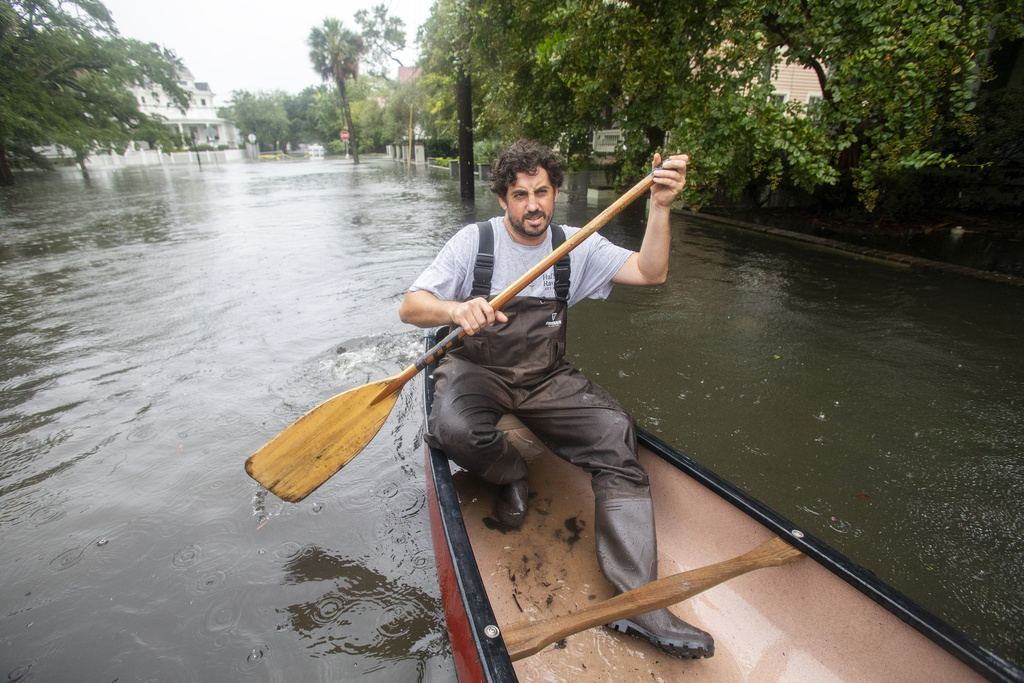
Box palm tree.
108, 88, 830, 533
308, 18, 364, 163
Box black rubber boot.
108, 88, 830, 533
494, 478, 529, 528
481, 442, 529, 529
595, 497, 714, 659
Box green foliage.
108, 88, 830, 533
0, 0, 189, 183
355, 4, 406, 78
381, 77, 428, 149
954, 86, 1024, 166
307, 88, 345, 143
423, 138, 457, 159
308, 17, 365, 162
308, 5, 405, 163
864, 85, 1024, 216
219, 90, 290, 152
416, 0, 1024, 211
473, 138, 504, 166
351, 98, 386, 154
419, 0, 588, 158
217, 77, 397, 155
284, 86, 322, 149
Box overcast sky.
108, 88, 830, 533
101, 0, 435, 100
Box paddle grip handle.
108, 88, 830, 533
415, 326, 466, 372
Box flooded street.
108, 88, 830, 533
1, 158, 1021, 679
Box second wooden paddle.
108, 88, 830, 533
501, 535, 805, 661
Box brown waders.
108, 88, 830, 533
425, 295, 714, 658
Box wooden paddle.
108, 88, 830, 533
245, 170, 661, 502
501, 535, 805, 661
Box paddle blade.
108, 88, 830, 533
245, 377, 402, 502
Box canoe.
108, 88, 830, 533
421, 331, 1021, 683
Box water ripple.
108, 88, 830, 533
49, 546, 85, 571
28, 503, 67, 527
233, 642, 271, 675
193, 570, 227, 595
6, 663, 32, 682
172, 544, 201, 569
126, 424, 158, 443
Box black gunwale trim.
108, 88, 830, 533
639, 428, 1023, 683
424, 333, 519, 682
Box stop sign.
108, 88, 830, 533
340, 130, 350, 141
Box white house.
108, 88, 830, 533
42, 66, 244, 169
132, 66, 240, 149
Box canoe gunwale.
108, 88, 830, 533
424, 341, 518, 682
422, 329, 1022, 683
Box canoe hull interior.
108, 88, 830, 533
422, 332, 1019, 682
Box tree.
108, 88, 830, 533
348, 76, 393, 154
308, 88, 345, 145
0, 0, 188, 185
218, 91, 291, 152
354, 4, 407, 78
382, 77, 429, 159
308, 7, 406, 164
754, 0, 1024, 210
308, 18, 365, 163
284, 87, 323, 150
418, 0, 639, 170
418, 0, 497, 199
418, 0, 1024, 211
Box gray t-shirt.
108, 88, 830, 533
409, 216, 633, 307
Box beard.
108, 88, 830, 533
507, 209, 551, 240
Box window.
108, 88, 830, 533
200, 99, 206, 106
769, 92, 788, 106
807, 95, 824, 122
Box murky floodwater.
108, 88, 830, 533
1, 158, 1021, 680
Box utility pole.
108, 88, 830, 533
456, 67, 474, 201
190, 130, 202, 171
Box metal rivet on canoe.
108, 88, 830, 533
484, 625, 500, 639
791, 529, 805, 538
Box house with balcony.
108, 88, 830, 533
42, 66, 244, 169
132, 66, 240, 149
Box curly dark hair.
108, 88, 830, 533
489, 140, 565, 198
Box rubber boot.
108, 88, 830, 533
481, 441, 529, 529
595, 497, 715, 658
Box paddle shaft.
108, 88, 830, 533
500, 536, 804, 661
372, 170, 659, 404
247, 169, 663, 502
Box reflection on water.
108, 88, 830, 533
279, 545, 444, 670
1, 159, 1022, 678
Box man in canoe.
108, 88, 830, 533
399, 140, 713, 659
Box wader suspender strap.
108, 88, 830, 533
551, 226, 571, 303
471, 221, 571, 302
471, 222, 494, 298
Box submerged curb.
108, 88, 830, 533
685, 212, 1024, 288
